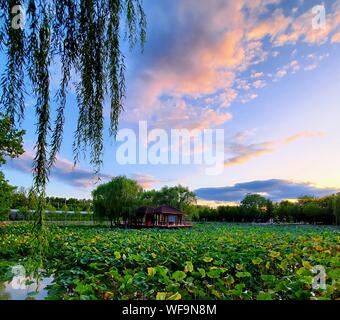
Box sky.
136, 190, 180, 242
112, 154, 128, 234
3, 0, 340, 205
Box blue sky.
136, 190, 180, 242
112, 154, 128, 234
2, 0, 340, 204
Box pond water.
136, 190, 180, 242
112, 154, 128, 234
0, 276, 54, 300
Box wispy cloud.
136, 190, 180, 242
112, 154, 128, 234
5, 151, 112, 189
130, 173, 159, 190
225, 131, 324, 167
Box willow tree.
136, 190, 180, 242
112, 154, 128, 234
0, 0, 146, 228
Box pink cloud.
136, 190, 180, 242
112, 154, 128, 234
152, 99, 232, 131
131, 173, 158, 189
247, 9, 292, 41
331, 32, 340, 43
225, 131, 325, 167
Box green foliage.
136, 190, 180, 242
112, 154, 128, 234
241, 194, 272, 221
332, 194, 340, 226
11, 187, 29, 208
142, 185, 197, 210
0, 223, 338, 300
92, 176, 143, 226
0, 113, 24, 220
0, 113, 25, 165
0, 173, 15, 220
274, 200, 298, 222
61, 204, 69, 213
11, 192, 92, 212
18, 206, 32, 220
303, 202, 325, 223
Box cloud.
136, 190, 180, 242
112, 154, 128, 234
331, 32, 340, 43
251, 71, 265, 78
274, 59, 301, 80
225, 131, 324, 167
130, 173, 158, 189
233, 130, 258, 142
195, 179, 339, 203
122, 0, 340, 131
152, 98, 232, 130
247, 9, 292, 41
303, 52, 330, 72
240, 93, 258, 104
275, 69, 288, 78
253, 80, 267, 89
5, 151, 112, 189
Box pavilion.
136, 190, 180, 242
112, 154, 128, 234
135, 205, 192, 228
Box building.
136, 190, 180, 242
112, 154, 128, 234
135, 205, 192, 228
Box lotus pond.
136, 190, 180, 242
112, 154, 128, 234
0, 223, 339, 300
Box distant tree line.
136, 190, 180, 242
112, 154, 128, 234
10, 187, 93, 212
191, 194, 340, 225
0, 186, 93, 221
2, 172, 340, 226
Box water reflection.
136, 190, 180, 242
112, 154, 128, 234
0, 276, 54, 300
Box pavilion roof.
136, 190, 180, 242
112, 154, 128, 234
154, 205, 183, 215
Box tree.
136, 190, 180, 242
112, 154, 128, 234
46, 203, 56, 221
12, 187, 28, 208
27, 188, 38, 210
92, 176, 143, 227
297, 195, 315, 206
144, 185, 197, 210
275, 201, 298, 222
18, 205, 31, 221
216, 205, 242, 222
0, 113, 25, 219
241, 194, 270, 222
194, 206, 217, 222
61, 204, 69, 213
332, 194, 340, 226
0, 173, 15, 220
0, 1, 147, 228
302, 202, 323, 224
266, 199, 274, 221
0, 113, 25, 165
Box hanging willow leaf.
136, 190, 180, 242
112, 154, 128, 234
0, 0, 26, 124
108, 0, 125, 136
0, 0, 147, 228
0, 0, 6, 50
32, 4, 52, 228
49, 0, 79, 168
